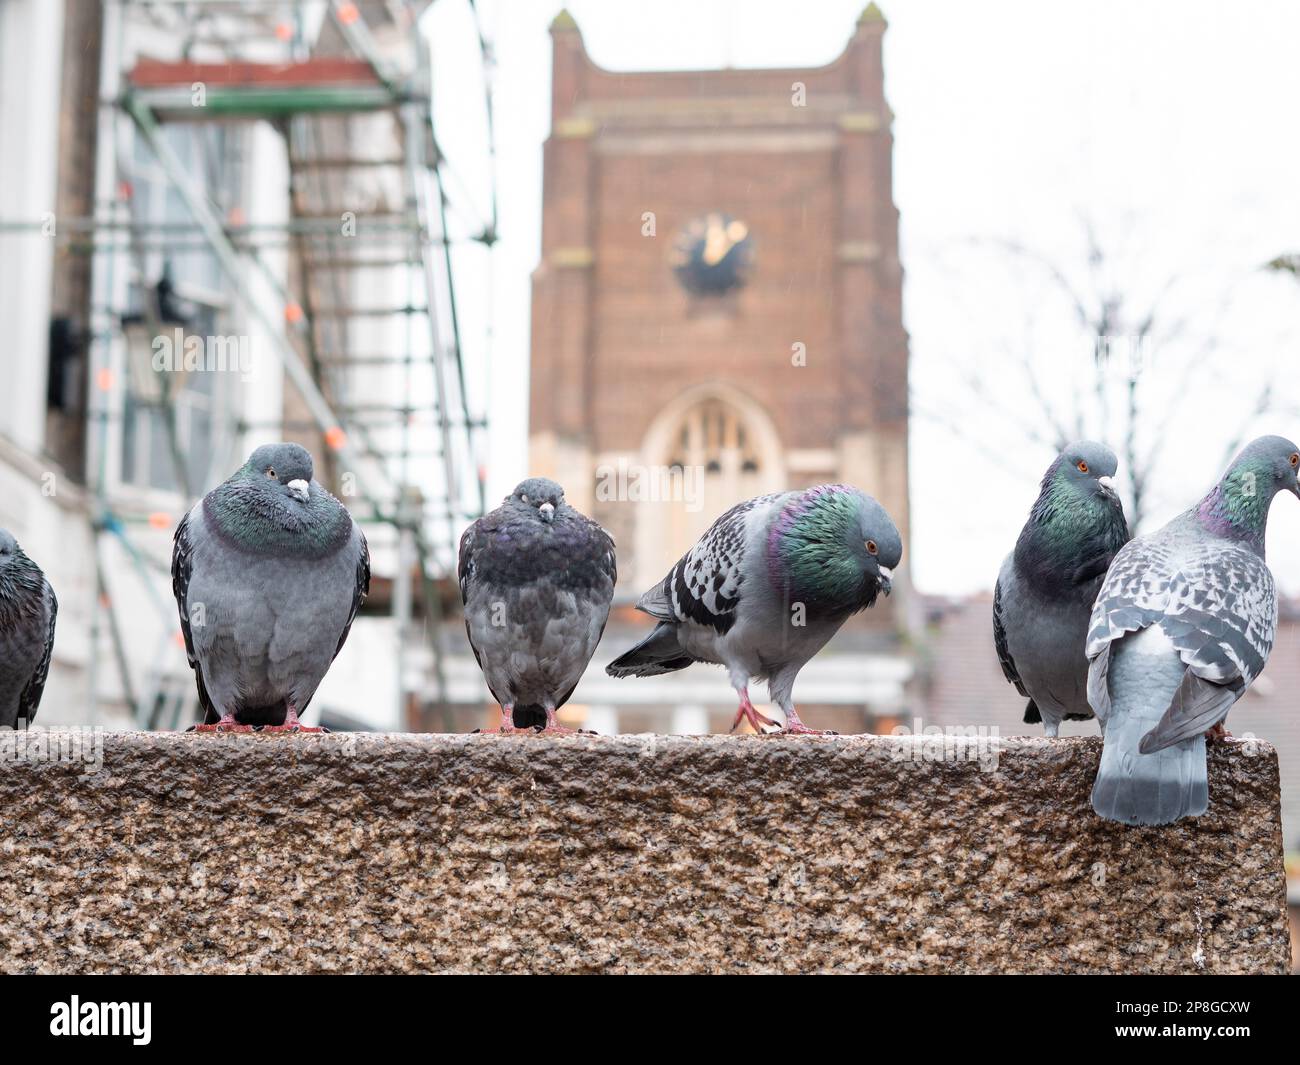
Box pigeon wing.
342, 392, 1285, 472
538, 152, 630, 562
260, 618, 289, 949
638, 493, 779, 635
18, 582, 57, 725
172, 509, 217, 723
1139, 544, 1276, 751
456, 513, 504, 703
1087, 534, 1277, 743
332, 526, 370, 662
992, 575, 1029, 697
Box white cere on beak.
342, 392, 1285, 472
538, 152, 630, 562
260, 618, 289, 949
539, 502, 555, 522
1098, 476, 1117, 491
877, 565, 894, 583
288, 479, 310, 502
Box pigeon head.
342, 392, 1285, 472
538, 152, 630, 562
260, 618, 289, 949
1228, 434, 1300, 501
769, 485, 902, 613
0, 529, 42, 601
1199, 435, 1300, 545
1201, 434, 1300, 538
1017, 441, 1129, 591
1027, 440, 1126, 534
507, 477, 565, 524
207, 443, 351, 559
240, 442, 316, 504
1051, 441, 1120, 504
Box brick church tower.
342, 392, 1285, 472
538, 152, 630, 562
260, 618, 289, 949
529, 5, 910, 608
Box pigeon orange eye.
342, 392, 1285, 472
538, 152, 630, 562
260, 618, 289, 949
1077, 460, 1089, 474
1291, 453, 1299, 468
866, 540, 879, 556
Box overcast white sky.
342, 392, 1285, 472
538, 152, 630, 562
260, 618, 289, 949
427, 0, 1300, 596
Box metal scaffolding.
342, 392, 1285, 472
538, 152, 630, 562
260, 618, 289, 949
2, 0, 495, 729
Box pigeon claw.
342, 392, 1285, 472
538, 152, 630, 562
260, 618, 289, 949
261, 723, 329, 734
773, 723, 839, 737
729, 692, 779, 734
1204, 722, 1232, 742
189, 719, 255, 734
473, 725, 540, 735
769, 708, 838, 736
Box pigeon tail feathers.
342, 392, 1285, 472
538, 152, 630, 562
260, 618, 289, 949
1092, 711, 1208, 825
1091, 626, 1209, 825
605, 622, 694, 678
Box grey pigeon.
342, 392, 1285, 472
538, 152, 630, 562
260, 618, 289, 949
606, 484, 901, 734
1087, 435, 1300, 825
993, 442, 1130, 735
172, 442, 369, 732
458, 477, 616, 733
0, 530, 57, 729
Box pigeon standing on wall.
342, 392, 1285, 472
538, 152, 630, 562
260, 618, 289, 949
0, 530, 57, 729
1088, 435, 1300, 825
459, 478, 616, 733
993, 442, 1130, 735
172, 443, 369, 732
607, 484, 902, 735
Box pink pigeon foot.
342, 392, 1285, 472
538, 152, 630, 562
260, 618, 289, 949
261, 704, 328, 734
191, 714, 255, 734
729, 690, 779, 734
472, 706, 539, 734
771, 707, 838, 736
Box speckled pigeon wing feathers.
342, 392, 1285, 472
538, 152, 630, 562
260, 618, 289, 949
639, 492, 781, 635
1088, 539, 1276, 681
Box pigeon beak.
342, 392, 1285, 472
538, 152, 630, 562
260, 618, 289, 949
877, 565, 893, 596
287, 479, 310, 503
539, 502, 555, 523
1291, 475, 1300, 500
1098, 475, 1117, 496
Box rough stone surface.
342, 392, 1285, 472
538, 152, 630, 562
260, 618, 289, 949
0, 731, 1290, 974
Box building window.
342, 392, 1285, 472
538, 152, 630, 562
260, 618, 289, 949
118, 124, 242, 495
661, 398, 770, 567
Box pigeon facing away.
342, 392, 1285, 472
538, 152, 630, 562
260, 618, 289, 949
458, 477, 616, 733
993, 442, 1130, 735
0, 530, 57, 729
1087, 435, 1300, 825
607, 484, 902, 735
172, 442, 369, 732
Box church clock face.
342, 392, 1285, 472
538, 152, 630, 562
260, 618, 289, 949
671, 213, 754, 296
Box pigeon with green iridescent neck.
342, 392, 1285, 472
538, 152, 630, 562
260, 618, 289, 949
0, 530, 57, 729
1087, 435, 1300, 825
172, 442, 369, 732
607, 484, 902, 735
993, 442, 1130, 736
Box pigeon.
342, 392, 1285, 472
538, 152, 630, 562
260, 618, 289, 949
606, 484, 902, 735
172, 442, 370, 732
0, 530, 57, 729
1087, 435, 1300, 825
458, 477, 616, 733
993, 442, 1130, 736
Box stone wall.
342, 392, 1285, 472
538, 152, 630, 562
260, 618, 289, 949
0, 731, 1289, 973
